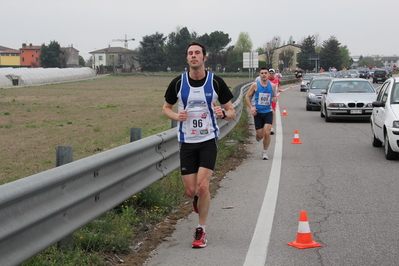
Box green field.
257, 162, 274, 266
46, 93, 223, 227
0, 73, 249, 184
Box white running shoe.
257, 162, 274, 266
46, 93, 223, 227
262, 151, 269, 160
256, 135, 261, 142
270, 128, 275, 135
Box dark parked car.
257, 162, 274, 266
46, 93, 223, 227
357, 67, 370, 79
380, 67, 393, 77
373, 69, 390, 83
306, 77, 333, 111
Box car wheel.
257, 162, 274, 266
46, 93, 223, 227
324, 106, 332, 122
306, 105, 311, 111
371, 124, 382, 147
384, 134, 398, 160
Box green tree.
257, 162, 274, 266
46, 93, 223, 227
297, 35, 316, 71
40, 40, 61, 68
320, 36, 342, 71
164, 27, 197, 70
358, 56, 383, 68
234, 32, 253, 54
197, 31, 231, 67
340, 45, 351, 69
226, 32, 252, 70
78, 56, 85, 67
138, 32, 167, 71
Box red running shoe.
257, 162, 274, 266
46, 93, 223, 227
192, 227, 207, 248
193, 195, 199, 213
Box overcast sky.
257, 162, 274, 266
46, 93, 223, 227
2, 0, 398, 61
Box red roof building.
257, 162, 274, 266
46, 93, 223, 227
20, 43, 41, 67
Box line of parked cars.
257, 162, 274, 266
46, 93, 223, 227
301, 67, 394, 91
301, 71, 399, 160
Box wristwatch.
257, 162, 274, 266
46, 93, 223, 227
222, 110, 227, 119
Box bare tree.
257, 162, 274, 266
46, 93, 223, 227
263, 37, 280, 67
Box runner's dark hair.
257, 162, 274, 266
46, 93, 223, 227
185, 41, 207, 56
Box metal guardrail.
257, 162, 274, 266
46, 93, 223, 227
0, 82, 252, 266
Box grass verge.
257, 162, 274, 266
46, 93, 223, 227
13, 75, 250, 266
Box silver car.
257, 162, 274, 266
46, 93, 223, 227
348, 69, 360, 78
306, 77, 333, 111
320, 78, 377, 122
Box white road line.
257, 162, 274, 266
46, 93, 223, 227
243, 103, 283, 266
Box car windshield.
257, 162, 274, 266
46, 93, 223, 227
391, 83, 399, 104
303, 74, 314, 80
329, 81, 375, 93
311, 79, 330, 89
348, 70, 358, 74
357, 68, 368, 72
318, 73, 331, 77
340, 71, 349, 75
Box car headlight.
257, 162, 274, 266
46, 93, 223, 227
393, 121, 399, 128
328, 103, 346, 107
308, 93, 317, 98
366, 103, 373, 107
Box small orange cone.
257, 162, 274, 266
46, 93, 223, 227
291, 130, 302, 144
282, 108, 288, 116
287, 211, 322, 249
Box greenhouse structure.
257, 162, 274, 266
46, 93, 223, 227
0, 67, 97, 88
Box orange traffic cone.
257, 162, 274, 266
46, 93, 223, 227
287, 211, 322, 249
291, 130, 302, 144
282, 108, 288, 116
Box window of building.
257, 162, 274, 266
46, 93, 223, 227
99, 55, 103, 60
22, 57, 25, 62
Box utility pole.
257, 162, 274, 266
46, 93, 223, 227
112, 34, 135, 49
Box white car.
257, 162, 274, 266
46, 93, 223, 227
348, 69, 360, 78
320, 78, 377, 122
371, 77, 399, 159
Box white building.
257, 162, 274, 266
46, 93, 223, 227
90, 46, 138, 73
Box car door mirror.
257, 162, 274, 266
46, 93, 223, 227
321, 89, 327, 94
372, 101, 385, 108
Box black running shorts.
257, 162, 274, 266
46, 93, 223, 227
179, 138, 218, 175
254, 112, 273, 130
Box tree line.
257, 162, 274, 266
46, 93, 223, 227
137, 27, 359, 73
41, 28, 380, 72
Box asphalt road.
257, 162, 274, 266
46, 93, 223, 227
145, 79, 399, 266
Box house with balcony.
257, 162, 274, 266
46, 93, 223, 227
90, 46, 138, 73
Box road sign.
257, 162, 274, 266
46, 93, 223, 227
243, 52, 259, 68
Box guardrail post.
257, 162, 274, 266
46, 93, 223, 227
171, 120, 177, 128
130, 127, 142, 142
55, 146, 74, 250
